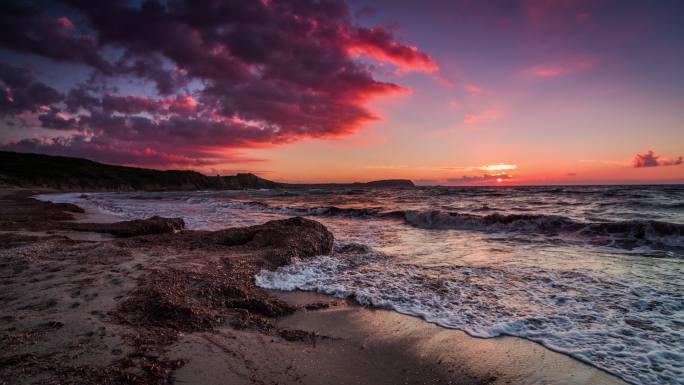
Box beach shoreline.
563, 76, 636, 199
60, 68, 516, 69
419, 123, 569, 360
0, 188, 628, 385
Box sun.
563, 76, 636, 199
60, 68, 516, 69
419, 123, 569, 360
496, 178, 503, 183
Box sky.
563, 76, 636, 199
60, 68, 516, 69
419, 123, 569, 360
0, 0, 683, 185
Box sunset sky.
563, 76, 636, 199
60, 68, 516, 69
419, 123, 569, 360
1, 0, 683, 184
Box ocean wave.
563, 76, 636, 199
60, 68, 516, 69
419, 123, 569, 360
213, 200, 388, 218
38, 192, 684, 252
217, 199, 683, 248
209, 199, 683, 251
401, 210, 684, 250
632, 201, 684, 210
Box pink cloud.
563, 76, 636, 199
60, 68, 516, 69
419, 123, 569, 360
165, 95, 197, 116
464, 84, 482, 94
522, 57, 596, 78
463, 114, 479, 123
349, 27, 438, 73
55, 17, 75, 30
632, 150, 683, 168
463, 109, 504, 124
523, 65, 564, 78
448, 100, 463, 110
434, 75, 455, 88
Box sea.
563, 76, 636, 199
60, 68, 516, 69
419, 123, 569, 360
38, 185, 684, 385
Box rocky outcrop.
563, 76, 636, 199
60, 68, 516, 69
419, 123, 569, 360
0, 191, 86, 230
0, 190, 185, 238
113, 217, 334, 334
67, 216, 186, 237
211, 217, 334, 266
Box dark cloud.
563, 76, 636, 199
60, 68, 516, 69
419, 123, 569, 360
447, 175, 481, 183
0, 0, 435, 167
632, 150, 683, 168
38, 107, 78, 130
0, 62, 33, 87
118, 54, 190, 96
355, 6, 376, 18
0, 3, 112, 73
0, 62, 63, 116
64, 86, 100, 113
101, 95, 161, 115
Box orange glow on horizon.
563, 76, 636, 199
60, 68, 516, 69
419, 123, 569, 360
480, 164, 517, 172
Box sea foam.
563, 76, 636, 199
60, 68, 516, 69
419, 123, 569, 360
256, 249, 684, 385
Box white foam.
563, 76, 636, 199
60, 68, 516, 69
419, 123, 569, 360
256, 253, 684, 385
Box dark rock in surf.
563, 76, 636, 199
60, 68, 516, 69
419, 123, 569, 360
212, 217, 334, 266
67, 216, 185, 237
304, 302, 331, 311
114, 217, 333, 333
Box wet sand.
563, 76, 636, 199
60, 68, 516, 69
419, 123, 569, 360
0, 188, 628, 385
167, 289, 627, 385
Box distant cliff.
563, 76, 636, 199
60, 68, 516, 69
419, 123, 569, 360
283, 179, 415, 189
0, 151, 281, 191
362, 179, 415, 188
0, 151, 415, 191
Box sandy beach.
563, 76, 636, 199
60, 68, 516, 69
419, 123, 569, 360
0, 188, 628, 385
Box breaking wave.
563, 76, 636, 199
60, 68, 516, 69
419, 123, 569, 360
209, 201, 684, 251
401, 210, 684, 251
207, 201, 684, 251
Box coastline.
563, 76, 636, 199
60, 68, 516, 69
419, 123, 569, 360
0, 188, 628, 385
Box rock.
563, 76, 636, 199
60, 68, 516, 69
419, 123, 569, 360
113, 217, 332, 335
115, 269, 223, 332
68, 216, 185, 237
230, 298, 295, 317
304, 302, 330, 311
0, 192, 85, 228
212, 217, 334, 266
278, 328, 316, 342
52, 202, 85, 213
214, 228, 256, 246
334, 242, 374, 255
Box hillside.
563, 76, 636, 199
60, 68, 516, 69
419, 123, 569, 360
0, 151, 415, 191
0, 151, 281, 191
